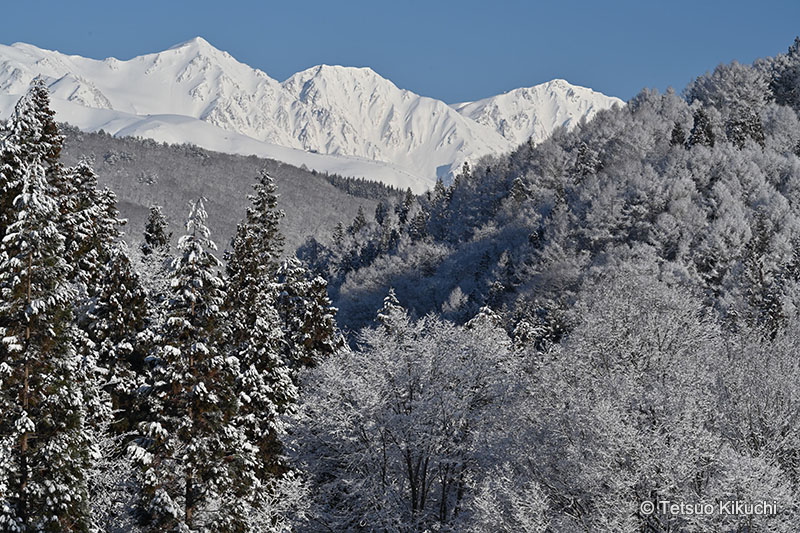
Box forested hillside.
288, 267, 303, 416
60, 126, 381, 254
308, 39, 800, 341
3, 39, 800, 533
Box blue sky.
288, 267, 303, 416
4, 0, 800, 103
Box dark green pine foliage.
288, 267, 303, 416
0, 137, 91, 530
396, 187, 414, 225
426, 178, 451, 240
331, 221, 345, 248
726, 110, 765, 148
141, 205, 171, 256
133, 199, 253, 531
374, 200, 388, 226
510, 177, 531, 203
53, 160, 135, 458
225, 169, 284, 291
687, 108, 715, 148
86, 242, 149, 432
275, 258, 341, 370
409, 210, 428, 242
670, 122, 686, 147
61, 162, 126, 289
349, 205, 368, 235
231, 289, 297, 480
224, 170, 297, 480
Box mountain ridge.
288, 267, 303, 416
0, 38, 623, 190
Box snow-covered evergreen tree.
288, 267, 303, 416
60, 161, 125, 290
275, 258, 340, 370
140, 205, 171, 257
223, 170, 297, 482
0, 144, 91, 531
225, 169, 284, 286
86, 242, 149, 430
0, 79, 62, 241
687, 108, 716, 148
132, 199, 253, 531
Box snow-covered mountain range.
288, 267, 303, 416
0, 37, 623, 192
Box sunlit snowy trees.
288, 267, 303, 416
132, 198, 256, 531
224, 170, 297, 480
291, 293, 519, 532
6, 35, 800, 533
0, 84, 91, 532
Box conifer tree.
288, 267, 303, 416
510, 177, 530, 203
232, 290, 297, 478
409, 210, 428, 242
61, 162, 125, 290
726, 110, 766, 148
224, 170, 296, 483
133, 199, 252, 531
374, 200, 388, 226
275, 258, 340, 370
396, 187, 414, 225
331, 221, 345, 248
349, 206, 368, 234
771, 37, 800, 112
0, 149, 91, 531
86, 242, 149, 431
141, 205, 171, 256
225, 169, 284, 299
687, 108, 716, 148
0, 79, 63, 240
573, 141, 601, 178
376, 288, 408, 333
670, 122, 686, 147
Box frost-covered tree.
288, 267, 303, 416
140, 205, 171, 256
468, 463, 549, 533
770, 37, 800, 112
0, 150, 91, 531
132, 199, 253, 531
687, 108, 716, 148
572, 141, 602, 179
275, 258, 340, 370
291, 300, 518, 532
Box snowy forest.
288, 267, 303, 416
3, 39, 800, 533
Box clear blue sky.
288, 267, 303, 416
4, 0, 800, 103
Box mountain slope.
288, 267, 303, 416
59, 126, 380, 255
0, 93, 432, 192
452, 79, 625, 146
0, 38, 623, 190
282, 64, 512, 179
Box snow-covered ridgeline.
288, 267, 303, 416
0, 38, 623, 191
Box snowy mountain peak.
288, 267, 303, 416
453, 79, 624, 146
284, 64, 400, 99
167, 36, 214, 51
0, 38, 624, 191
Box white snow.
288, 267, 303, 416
0, 38, 623, 192
451, 79, 625, 147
